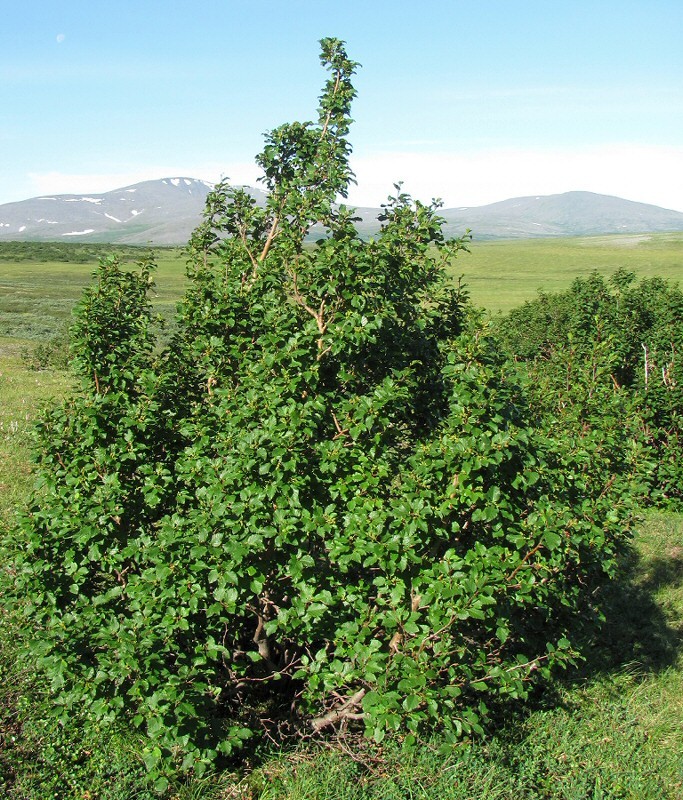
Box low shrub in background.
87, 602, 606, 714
21, 325, 72, 371
496, 269, 683, 508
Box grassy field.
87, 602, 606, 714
0, 344, 73, 522
1, 237, 682, 797
2, 233, 682, 343
464, 232, 683, 314
0, 243, 188, 341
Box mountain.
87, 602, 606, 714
1, 181, 682, 245
438, 191, 683, 240
0, 178, 219, 245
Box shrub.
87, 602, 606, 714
497, 270, 683, 507
21, 325, 72, 371
10, 39, 634, 774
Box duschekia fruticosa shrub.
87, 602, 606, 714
12, 39, 634, 773
496, 269, 683, 508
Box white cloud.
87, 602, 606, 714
347, 145, 683, 213
18, 146, 683, 214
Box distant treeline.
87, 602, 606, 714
0, 240, 176, 264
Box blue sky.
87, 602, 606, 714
2, 1, 683, 210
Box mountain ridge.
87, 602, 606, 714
1, 179, 682, 244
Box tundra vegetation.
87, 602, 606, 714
494, 270, 683, 510
1, 38, 682, 799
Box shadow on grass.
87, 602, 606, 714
575, 542, 683, 678
482, 529, 683, 751
641, 550, 683, 594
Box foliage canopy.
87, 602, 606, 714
497, 269, 683, 508
12, 39, 634, 773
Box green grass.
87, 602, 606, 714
1, 238, 682, 798
0, 343, 72, 525
0, 244, 187, 341
460, 232, 683, 314
2, 234, 682, 345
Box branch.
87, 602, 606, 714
290, 271, 323, 328
319, 69, 342, 141
258, 215, 280, 266
310, 688, 366, 732
289, 270, 332, 357
239, 226, 259, 272
114, 565, 130, 586
332, 412, 349, 440
506, 543, 543, 584
253, 612, 274, 666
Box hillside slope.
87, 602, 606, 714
0, 178, 215, 245
439, 191, 683, 240
1, 182, 682, 244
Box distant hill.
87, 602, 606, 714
0, 178, 218, 245
1, 180, 682, 244
438, 191, 683, 240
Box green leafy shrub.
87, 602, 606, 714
21, 325, 72, 371
11, 39, 634, 774
497, 270, 683, 507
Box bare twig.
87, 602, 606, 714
506, 542, 543, 584
332, 412, 349, 440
